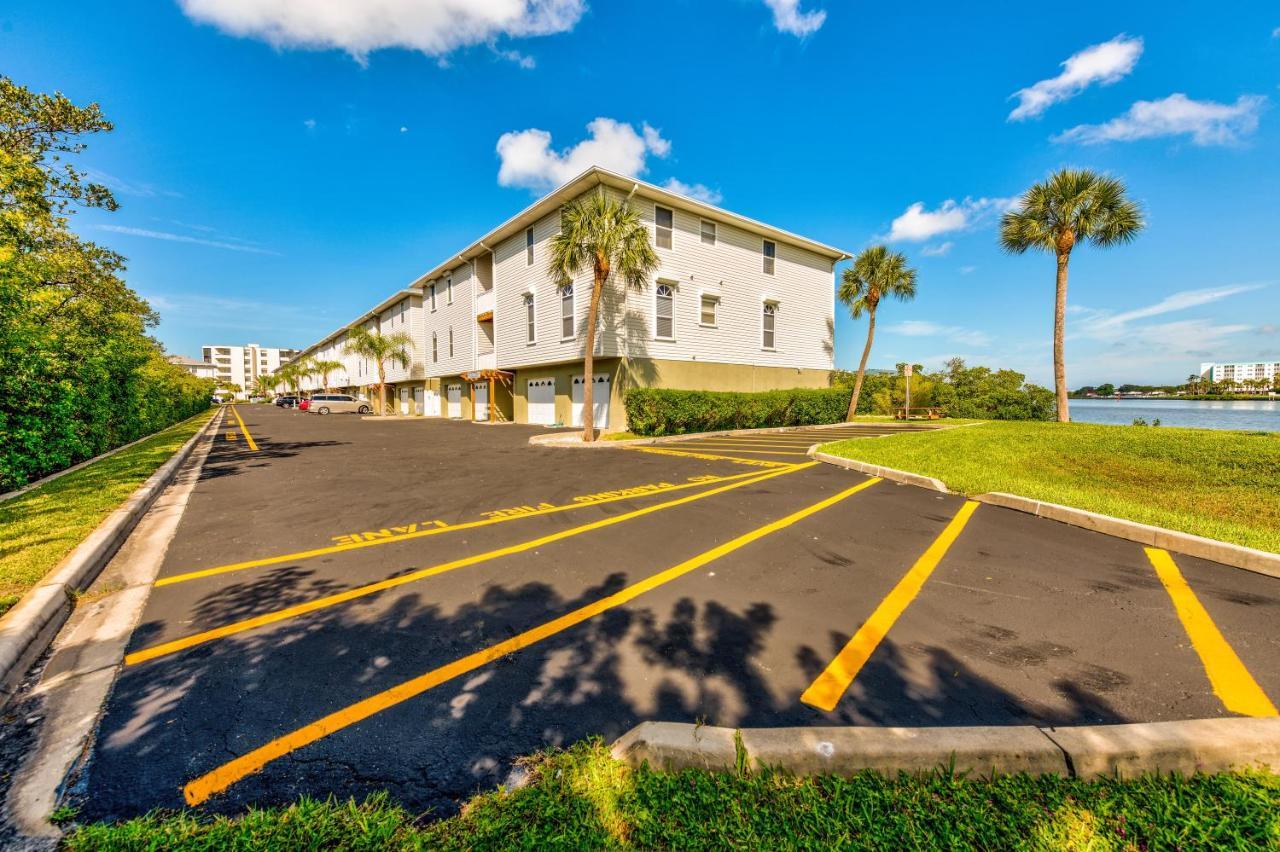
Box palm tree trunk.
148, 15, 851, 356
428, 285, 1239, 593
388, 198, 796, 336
1054, 253, 1070, 423
378, 362, 388, 416
581, 270, 604, 442
846, 309, 877, 420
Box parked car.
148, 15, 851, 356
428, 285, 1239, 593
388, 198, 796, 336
308, 393, 372, 415
298, 398, 311, 411
275, 396, 298, 408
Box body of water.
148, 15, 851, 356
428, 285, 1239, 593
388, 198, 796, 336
1069, 398, 1279, 431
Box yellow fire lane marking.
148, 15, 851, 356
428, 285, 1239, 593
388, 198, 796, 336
1145, 548, 1277, 717
225, 432, 238, 441
126, 463, 817, 667
228, 405, 259, 451
672, 445, 812, 455
181, 474, 882, 806
156, 468, 778, 588
801, 500, 980, 712
626, 447, 790, 467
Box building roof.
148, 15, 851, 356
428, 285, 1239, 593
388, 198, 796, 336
168, 355, 211, 367
291, 166, 852, 360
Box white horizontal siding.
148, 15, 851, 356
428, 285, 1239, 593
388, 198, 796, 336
423, 264, 475, 377
379, 296, 423, 384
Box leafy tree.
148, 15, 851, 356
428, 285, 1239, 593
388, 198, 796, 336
251, 374, 276, 399
548, 189, 658, 441
1095, 383, 1115, 397
1000, 169, 1143, 422
344, 327, 412, 416
838, 246, 918, 420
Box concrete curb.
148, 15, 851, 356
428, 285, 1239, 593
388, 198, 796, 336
0, 410, 222, 708
529, 421, 947, 449
973, 493, 1280, 579
611, 718, 1280, 780
808, 449, 949, 493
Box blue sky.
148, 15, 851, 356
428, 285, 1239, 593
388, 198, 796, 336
4, 0, 1278, 386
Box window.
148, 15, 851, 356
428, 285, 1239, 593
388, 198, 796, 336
429, 284, 436, 311
524, 293, 536, 344
448, 327, 454, 358
655, 205, 673, 249
700, 294, 718, 327
432, 332, 438, 363
447, 276, 453, 304
762, 302, 777, 349
655, 283, 675, 340
560, 284, 575, 339
762, 240, 776, 275
700, 220, 716, 246
526, 227, 535, 265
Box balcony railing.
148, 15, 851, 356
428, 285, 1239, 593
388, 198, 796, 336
475, 288, 495, 319
477, 352, 496, 371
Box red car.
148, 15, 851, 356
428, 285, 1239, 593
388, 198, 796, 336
297, 398, 311, 411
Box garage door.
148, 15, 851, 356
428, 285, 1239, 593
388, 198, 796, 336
446, 384, 462, 419
571, 374, 609, 429
399, 387, 411, 416
474, 383, 489, 422
423, 388, 441, 417
527, 378, 556, 426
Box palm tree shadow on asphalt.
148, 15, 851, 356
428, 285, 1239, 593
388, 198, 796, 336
77, 567, 1128, 824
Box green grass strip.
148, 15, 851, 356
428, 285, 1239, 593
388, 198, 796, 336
64, 740, 1280, 849
0, 410, 216, 616
821, 421, 1280, 553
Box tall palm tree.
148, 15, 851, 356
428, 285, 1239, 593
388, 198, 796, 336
838, 246, 917, 420
548, 189, 659, 441
345, 326, 413, 416
251, 374, 276, 399
310, 359, 344, 392
1000, 169, 1143, 422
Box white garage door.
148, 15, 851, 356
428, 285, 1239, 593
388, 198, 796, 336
446, 384, 462, 418
399, 387, 411, 415
423, 388, 441, 417
527, 378, 556, 426
474, 383, 489, 421
571, 374, 609, 429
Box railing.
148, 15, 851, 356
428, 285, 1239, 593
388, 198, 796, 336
475, 288, 495, 318
477, 352, 497, 371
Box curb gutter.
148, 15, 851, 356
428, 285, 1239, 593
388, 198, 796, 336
808, 450, 1280, 578
612, 717, 1280, 780
808, 449, 949, 493
0, 409, 223, 707
530, 421, 954, 449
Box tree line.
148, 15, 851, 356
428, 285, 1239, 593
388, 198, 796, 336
0, 77, 213, 490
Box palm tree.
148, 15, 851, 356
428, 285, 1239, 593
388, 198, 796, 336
345, 326, 413, 416
838, 246, 917, 420
310, 359, 344, 392
548, 189, 659, 441
1000, 169, 1144, 422
251, 374, 276, 399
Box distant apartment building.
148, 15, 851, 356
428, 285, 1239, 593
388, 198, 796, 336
167, 355, 219, 380
202, 343, 300, 399
1200, 360, 1280, 392
288, 167, 848, 427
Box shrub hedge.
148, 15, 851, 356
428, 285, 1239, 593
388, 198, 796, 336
624, 387, 852, 436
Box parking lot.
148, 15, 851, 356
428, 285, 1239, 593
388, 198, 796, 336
83, 405, 1279, 819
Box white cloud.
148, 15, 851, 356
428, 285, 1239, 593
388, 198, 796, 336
920, 241, 953, 257
399, 126, 409, 133
1055, 93, 1266, 146
885, 197, 1016, 242
494, 47, 536, 68
302, 118, 316, 130
884, 320, 992, 348
960, 265, 977, 275
663, 178, 723, 205
762, 0, 826, 36
1072, 284, 1265, 340
1273, 26, 1280, 38
1008, 34, 1143, 121
176, 0, 585, 62
83, 168, 182, 199
496, 118, 670, 190
97, 224, 279, 255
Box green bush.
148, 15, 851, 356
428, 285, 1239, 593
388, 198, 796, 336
624, 387, 852, 436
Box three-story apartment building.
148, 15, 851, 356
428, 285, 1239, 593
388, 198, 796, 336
289, 167, 848, 428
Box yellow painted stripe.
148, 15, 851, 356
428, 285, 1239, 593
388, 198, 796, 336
127, 463, 816, 666
228, 405, 259, 451
157, 468, 774, 587
801, 500, 980, 712
626, 447, 790, 467
225, 432, 237, 441
1145, 548, 1277, 717
182, 475, 881, 805
669, 447, 810, 456
678, 440, 820, 448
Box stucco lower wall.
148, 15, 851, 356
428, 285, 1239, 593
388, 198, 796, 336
510, 358, 829, 431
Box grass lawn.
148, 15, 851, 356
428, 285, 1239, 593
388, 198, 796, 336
0, 410, 216, 616
822, 421, 1280, 553
65, 741, 1279, 850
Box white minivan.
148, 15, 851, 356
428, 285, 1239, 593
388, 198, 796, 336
308, 394, 371, 415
